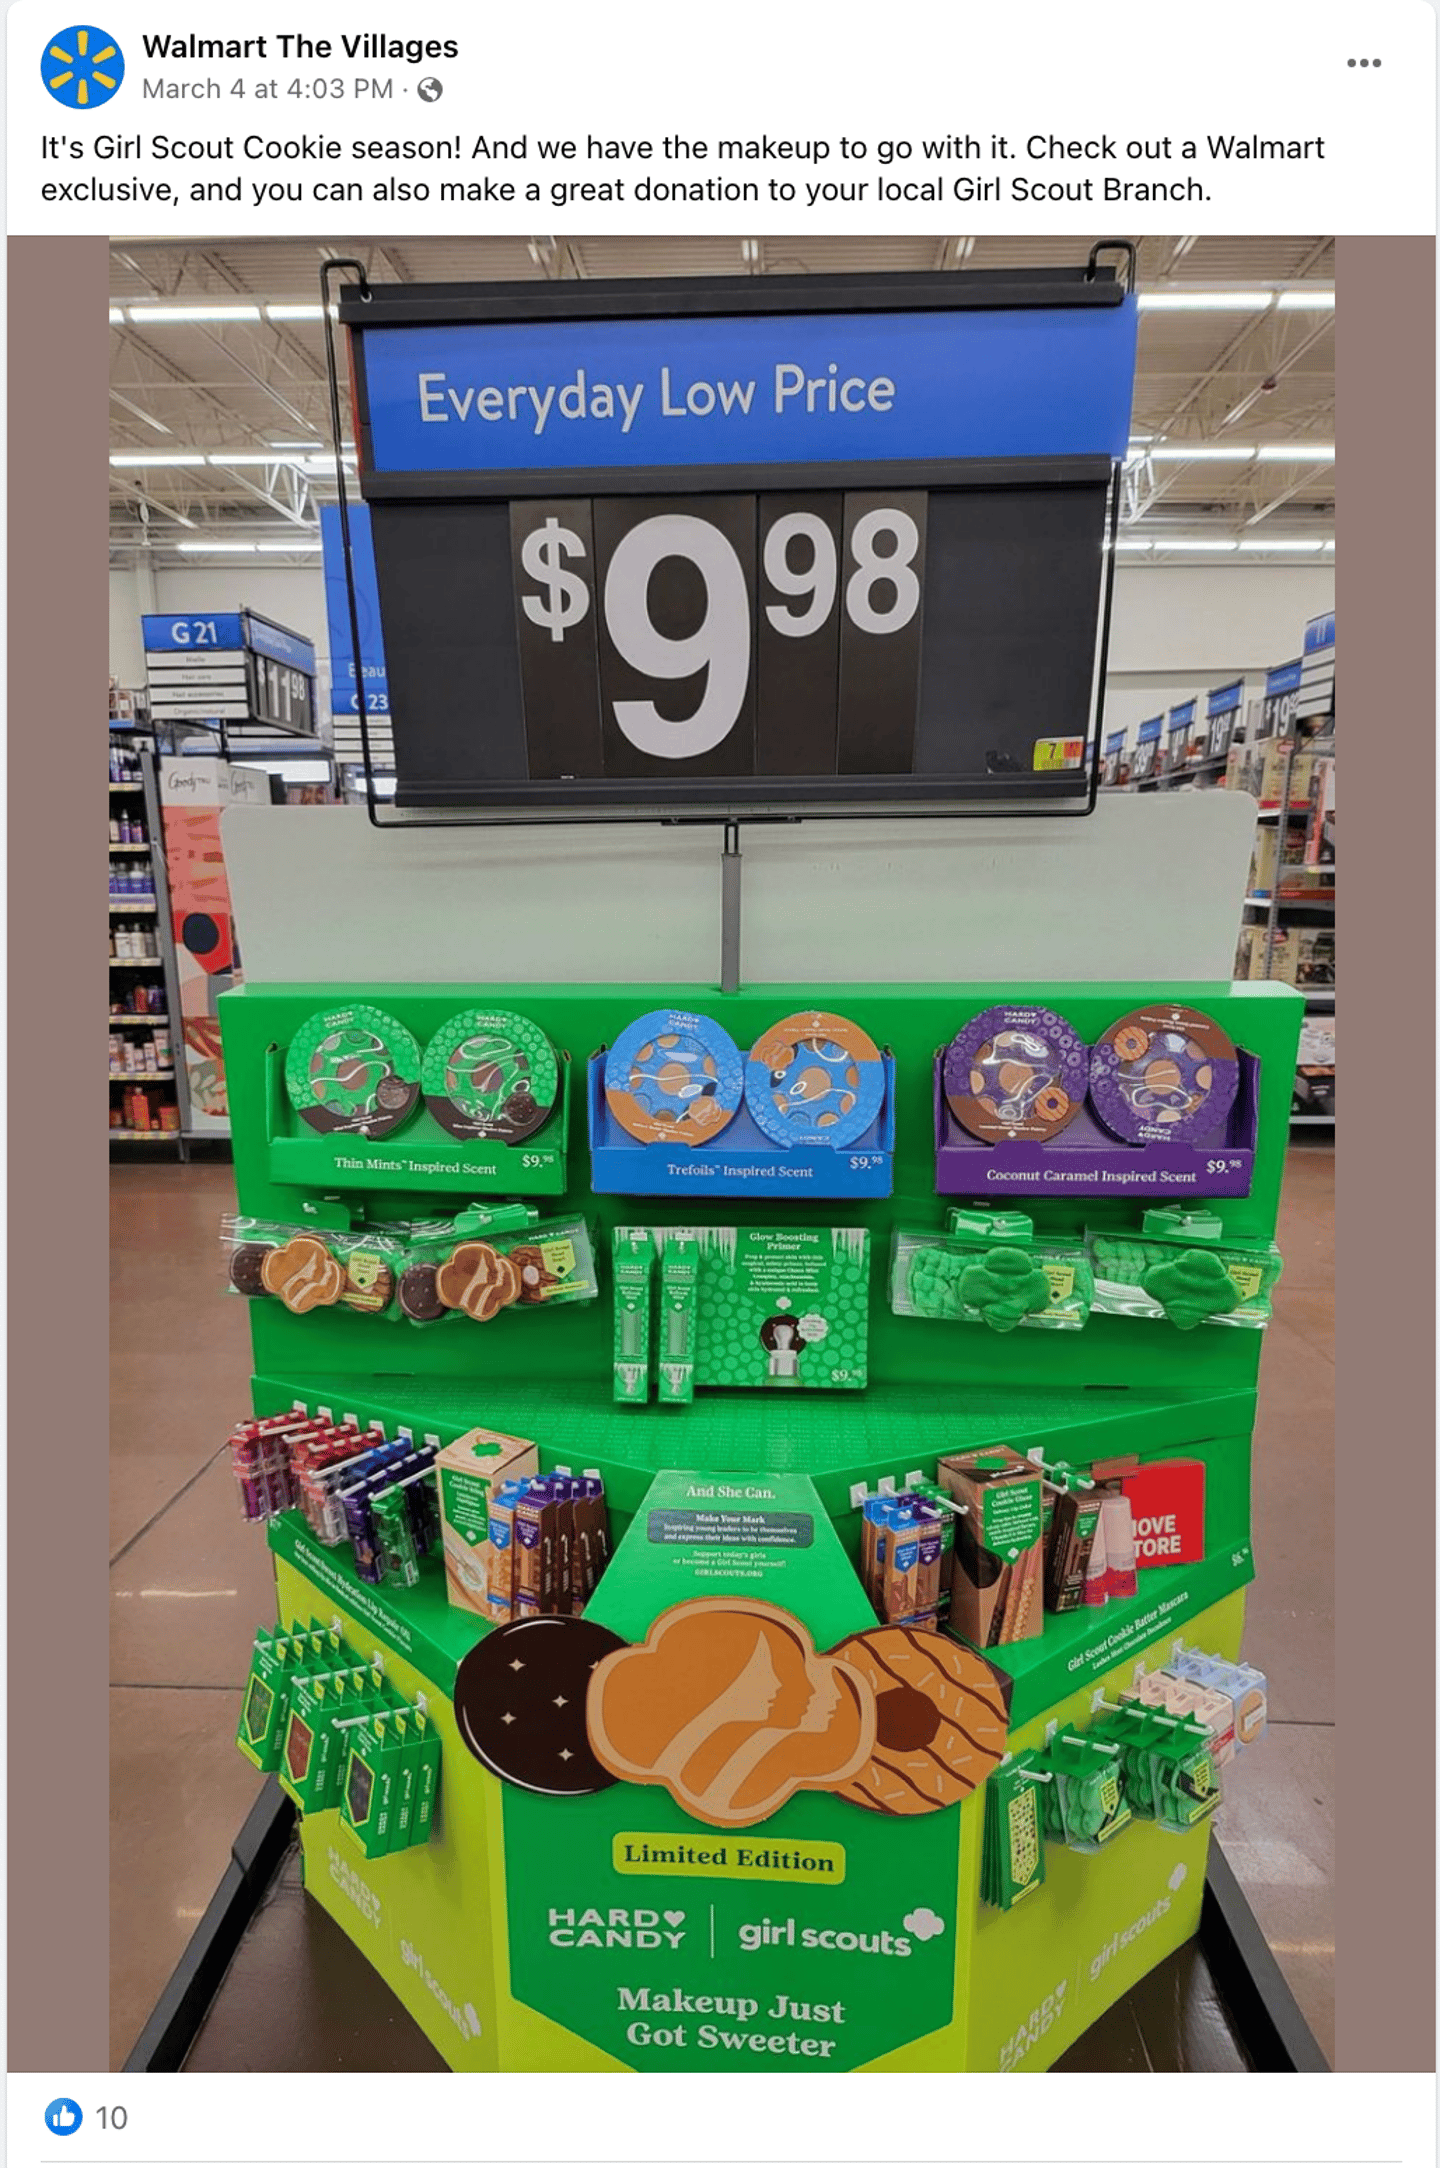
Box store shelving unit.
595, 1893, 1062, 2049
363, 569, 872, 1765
109, 713, 190, 1155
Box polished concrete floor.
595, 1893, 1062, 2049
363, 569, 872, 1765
109, 1144, 1335, 2071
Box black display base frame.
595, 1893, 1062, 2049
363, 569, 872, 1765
123, 1785, 1328, 2075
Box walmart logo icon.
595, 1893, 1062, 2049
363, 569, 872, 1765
43, 25, 124, 107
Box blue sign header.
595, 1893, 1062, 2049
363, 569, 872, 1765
1304, 609, 1336, 655
320, 505, 390, 716
1206, 680, 1243, 717
1104, 729, 1126, 755
1137, 716, 1164, 744
1265, 658, 1303, 696
244, 613, 315, 675
357, 300, 1138, 475
1167, 700, 1197, 733
143, 612, 244, 652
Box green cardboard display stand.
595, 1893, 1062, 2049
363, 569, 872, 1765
223, 978, 1299, 2071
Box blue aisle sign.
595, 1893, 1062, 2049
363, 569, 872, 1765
356, 302, 1139, 475
142, 611, 245, 650
1303, 610, 1335, 655
1206, 680, 1242, 717
320, 504, 390, 715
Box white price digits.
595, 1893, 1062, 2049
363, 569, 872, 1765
519, 508, 921, 760
521, 516, 591, 644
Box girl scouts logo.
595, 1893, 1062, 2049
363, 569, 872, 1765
43, 25, 124, 107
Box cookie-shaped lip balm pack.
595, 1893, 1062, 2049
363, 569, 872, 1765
454, 1616, 628, 1796
587, 1598, 875, 1829
830, 1626, 1010, 1816
944, 1006, 1088, 1144
745, 1011, 885, 1150
285, 1004, 422, 1141
435, 1241, 521, 1322
605, 1010, 743, 1148
422, 1008, 559, 1145
1090, 1004, 1239, 1145
259, 1234, 345, 1314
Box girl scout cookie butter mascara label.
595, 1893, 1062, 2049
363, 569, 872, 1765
285, 1003, 422, 1141
606, 1009, 743, 1148
421, 1007, 559, 1144
944, 1005, 1088, 1144
692, 1226, 870, 1390
1089, 1003, 1239, 1146
745, 1011, 885, 1151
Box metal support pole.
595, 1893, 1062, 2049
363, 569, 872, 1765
720, 820, 743, 994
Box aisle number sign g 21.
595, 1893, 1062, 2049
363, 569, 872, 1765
341, 268, 1138, 814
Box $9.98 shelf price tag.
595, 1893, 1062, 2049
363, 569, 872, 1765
509, 492, 927, 780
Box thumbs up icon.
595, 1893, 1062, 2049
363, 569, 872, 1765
45, 2101, 83, 2136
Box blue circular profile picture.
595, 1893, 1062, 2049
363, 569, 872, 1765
44, 2101, 84, 2138
42, 26, 124, 107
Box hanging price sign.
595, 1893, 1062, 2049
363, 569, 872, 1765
342, 267, 1138, 814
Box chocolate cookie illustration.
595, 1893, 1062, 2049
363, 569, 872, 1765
509, 1243, 560, 1304
436, 1242, 521, 1321
830, 1626, 1010, 1815
284, 1003, 422, 1141
398, 1263, 446, 1322
422, 1009, 560, 1145
587, 1598, 876, 1829
455, 1615, 628, 1796
229, 1241, 272, 1297
260, 1234, 344, 1314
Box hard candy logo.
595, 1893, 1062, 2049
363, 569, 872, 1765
43, 25, 124, 106
548, 1906, 687, 1950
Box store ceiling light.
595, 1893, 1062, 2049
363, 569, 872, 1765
1256, 443, 1335, 461
269, 439, 325, 450
1150, 537, 1239, 551
1138, 291, 1273, 311
1276, 291, 1335, 309
110, 450, 207, 466
176, 540, 258, 553
254, 539, 322, 551
1113, 538, 1153, 551
127, 303, 262, 323
1237, 537, 1328, 551
109, 306, 125, 324
265, 303, 337, 321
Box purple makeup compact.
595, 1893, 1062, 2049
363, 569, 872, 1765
1089, 1004, 1240, 1145
943, 1006, 1089, 1143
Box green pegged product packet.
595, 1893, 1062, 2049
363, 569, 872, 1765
1088, 1208, 1282, 1331
891, 1212, 1093, 1334
237, 1620, 344, 1772
1033, 1730, 1131, 1852
982, 1753, 1049, 1909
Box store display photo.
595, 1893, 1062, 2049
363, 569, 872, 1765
108, 235, 1333, 2078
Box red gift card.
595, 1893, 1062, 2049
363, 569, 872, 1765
1121, 1460, 1206, 1569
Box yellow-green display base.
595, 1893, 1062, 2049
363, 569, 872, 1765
277, 1537, 1243, 2075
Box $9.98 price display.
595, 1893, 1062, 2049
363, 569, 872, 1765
512, 492, 927, 781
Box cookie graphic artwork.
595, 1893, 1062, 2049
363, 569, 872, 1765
455, 1615, 628, 1796
435, 1242, 521, 1322
259, 1235, 344, 1314
830, 1627, 1010, 1815
587, 1598, 876, 1828
398, 1263, 446, 1322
